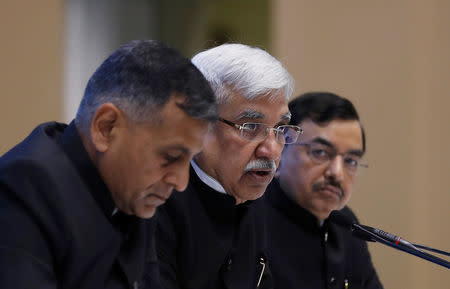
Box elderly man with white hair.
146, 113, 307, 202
150, 43, 301, 289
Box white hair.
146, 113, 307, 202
191, 43, 294, 104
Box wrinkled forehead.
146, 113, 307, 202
220, 90, 290, 122
233, 108, 291, 123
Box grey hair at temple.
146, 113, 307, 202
75, 40, 218, 134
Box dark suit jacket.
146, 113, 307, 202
153, 167, 273, 289
0, 122, 156, 289
264, 179, 383, 289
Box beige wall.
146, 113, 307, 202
0, 0, 63, 154
273, 1, 450, 288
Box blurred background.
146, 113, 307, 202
1, 0, 449, 287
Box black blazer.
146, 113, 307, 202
0, 122, 155, 289
264, 179, 383, 289
153, 166, 273, 289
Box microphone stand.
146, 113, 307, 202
412, 244, 450, 257
353, 224, 450, 269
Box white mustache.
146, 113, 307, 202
244, 159, 277, 172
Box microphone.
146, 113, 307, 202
329, 210, 419, 251
328, 210, 450, 269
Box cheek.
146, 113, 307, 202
290, 165, 325, 197
219, 138, 257, 170
127, 151, 164, 192
280, 162, 306, 190
295, 168, 316, 193
222, 136, 247, 153
282, 156, 312, 180
341, 178, 354, 199
141, 163, 164, 185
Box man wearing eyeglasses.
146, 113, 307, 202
265, 92, 383, 289
152, 44, 301, 289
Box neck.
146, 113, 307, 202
192, 156, 246, 205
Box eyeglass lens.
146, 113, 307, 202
307, 143, 362, 174
240, 123, 300, 144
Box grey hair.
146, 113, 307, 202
75, 40, 217, 135
191, 43, 294, 104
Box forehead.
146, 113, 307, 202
220, 90, 290, 122
300, 119, 363, 151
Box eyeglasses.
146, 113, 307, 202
290, 142, 368, 175
219, 117, 303, 144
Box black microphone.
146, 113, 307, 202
328, 210, 419, 251
328, 210, 450, 269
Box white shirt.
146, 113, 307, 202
191, 159, 227, 194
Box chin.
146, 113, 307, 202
135, 207, 157, 219
240, 190, 265, 202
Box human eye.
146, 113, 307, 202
161, 151, 184, 166
344, 155, 360, 168
240, 123, 264, 141
310, 145, 330, 161
242, 123, 259, 131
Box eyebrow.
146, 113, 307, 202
235, 109, 264, 121
310, 137, 364, 157
347, 149, 364, 157
234, 110, 292, 123
310, 137, 334, 148
159, 144, 190, 155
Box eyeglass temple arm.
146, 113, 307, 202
288, 142, 308, 146
218, 117, 242, 130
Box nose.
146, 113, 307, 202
163, 163, 190, 192
324, 155, 345, 182
255, 129, 284, 161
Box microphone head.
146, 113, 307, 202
329, 210, 376, 242
328, 210, 356, 230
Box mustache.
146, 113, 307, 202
244, 159, 277, 173
312, 180, 344, 197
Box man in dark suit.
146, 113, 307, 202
265, 92, 383, 289
153, 43, 302, 289
0, 40, 218, 289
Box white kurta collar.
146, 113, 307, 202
191, 159, 227, 194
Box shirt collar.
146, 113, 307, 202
191, 159, 227, 194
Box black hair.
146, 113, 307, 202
289, 92, 366, 152
76, 40, 218, 130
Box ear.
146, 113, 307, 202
90, 103, 124, 153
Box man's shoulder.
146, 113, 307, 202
0, 121, 92, 217
0, 122, 67, 169
0, 122, 71, 183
